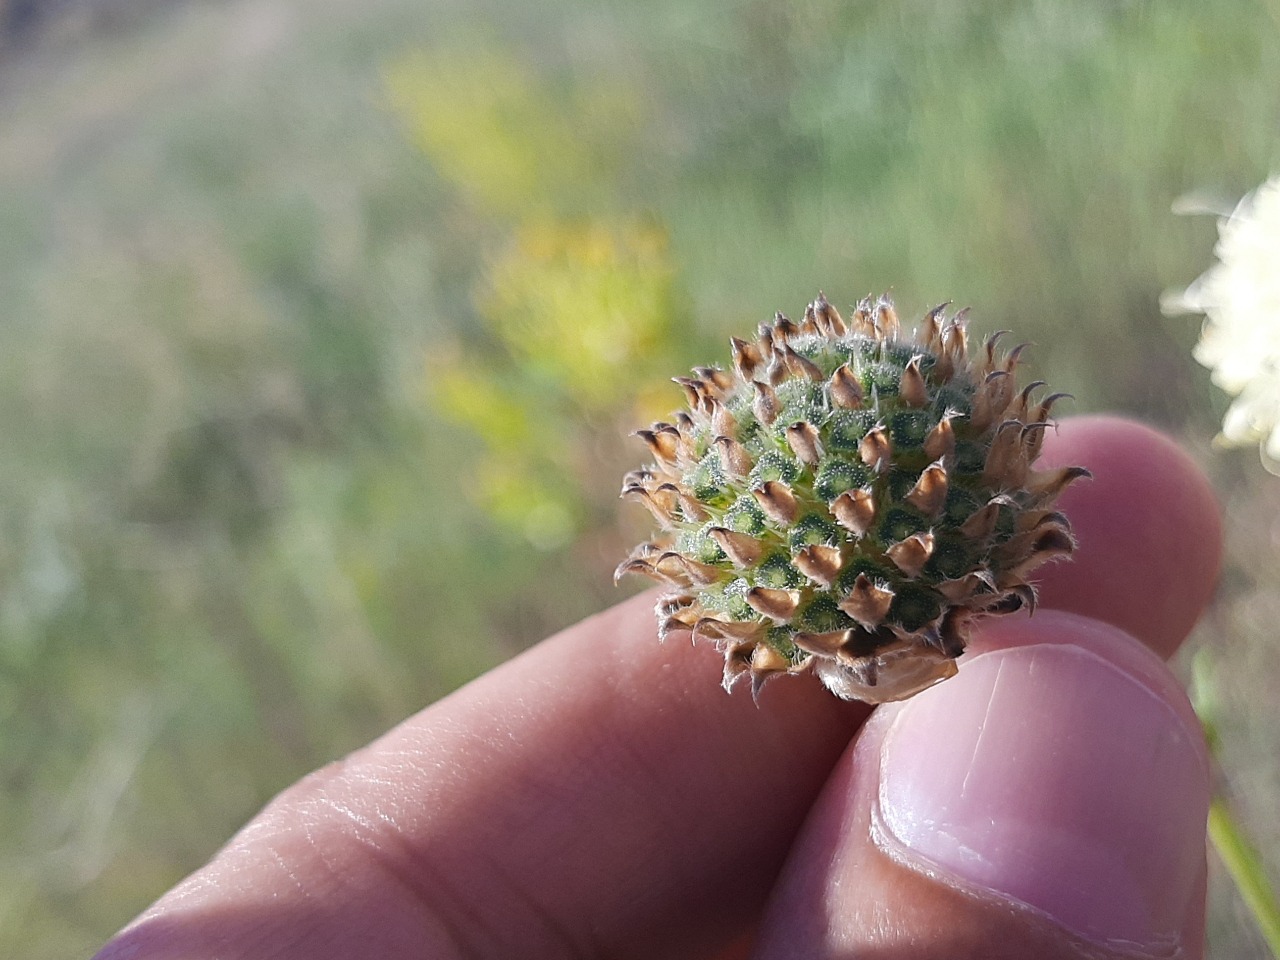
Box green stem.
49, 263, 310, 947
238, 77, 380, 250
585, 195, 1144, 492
1209, 796, 1280, 957
1191, 650, 1280, 955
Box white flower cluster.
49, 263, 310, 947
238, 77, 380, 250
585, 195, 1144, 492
1179, 177, 1280, 472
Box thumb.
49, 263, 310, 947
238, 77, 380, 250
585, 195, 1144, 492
751, 612, 1210, 960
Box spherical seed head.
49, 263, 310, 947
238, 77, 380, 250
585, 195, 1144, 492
618, 294, 1087, 703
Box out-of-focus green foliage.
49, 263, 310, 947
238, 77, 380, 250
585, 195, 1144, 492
1, 0, 1279, 957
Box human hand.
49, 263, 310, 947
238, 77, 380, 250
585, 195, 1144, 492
92, 415, 1222, 960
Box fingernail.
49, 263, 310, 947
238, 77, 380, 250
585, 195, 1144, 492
876, 640, 1209, 949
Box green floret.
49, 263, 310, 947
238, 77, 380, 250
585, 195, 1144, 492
825, 409, 878, 452
789, 514, 841, 552
755, 552, 805, 589
748, 449, 801, 486
723, 495, 769, 535
814, 457, 872, 501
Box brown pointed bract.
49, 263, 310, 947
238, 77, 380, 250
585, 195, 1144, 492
746, 587, 801, 622
830, 363, 864, 409
722, 642, 754, 691
900, 356, 929, 408
812, 293, 846, 336
783, 345, 825, 382
1015, 508, 1071, 534
1027, 465, 1092, 498
936, 570, 995, 603
636, 428, 680, 466
923, 303, 949, 352
708, 527, 766, 568
1034, 392, 1073, 424
982, 419, 1026, 488
710, 401, 738, 438
831, 488, 876, 536
695, 617, 765, 644
876, 297, 901, 339
786, 421, 824, 466
621, 485, 679, 527
773, 312, 798, 342
753, 381, 781, 425
794, 543, 843, 586
886, 531, 935, 577
730, 337, 763, 382
751, 642, 790, 673
905, 461, 949, 516
792, 628, 851, 657
654, 551, 722, 587
982, 330, 1011, 373
714, 436, 753, 478
697, 366, 736, 396
960, 500, 1003, 539
749, 643, 791, 699
839, 574, 895, 629
859, 425, 893, 472
672, 376, 706, 413
923, 414, 957, 461
659, 482, 707, 522
850, 298, 876, 337
1010, 380, 1048, 422
753, 480, 799, 525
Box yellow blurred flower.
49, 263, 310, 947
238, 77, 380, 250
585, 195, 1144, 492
389, 43, 680, 543
422, 219, 683, 545
385, 50, 584, 217
1178, 176, 1280, 472
480, 219, 678, 410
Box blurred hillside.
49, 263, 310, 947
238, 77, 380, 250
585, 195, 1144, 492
1, 0, 1278, 957
0, 0, 167, 48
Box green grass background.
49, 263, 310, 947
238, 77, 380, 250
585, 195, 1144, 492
1, 0, 1278, 955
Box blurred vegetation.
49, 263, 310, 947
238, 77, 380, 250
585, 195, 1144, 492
389, 47, 687, 544
1, 0, 1278, 956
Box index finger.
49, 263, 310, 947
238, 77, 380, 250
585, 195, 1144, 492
95, 415, 1221, 960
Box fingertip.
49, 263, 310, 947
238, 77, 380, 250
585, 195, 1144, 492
753, 614, 1209, 959
1036, 416, 1223, 659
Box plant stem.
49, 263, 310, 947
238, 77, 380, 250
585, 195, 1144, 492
1209, 796, 1280, 957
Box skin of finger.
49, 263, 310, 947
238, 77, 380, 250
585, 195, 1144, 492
1032, 416, 1222, 658
95, 415, 1222, 960
96, 589, 869, 960
750, 615, 1209, 960
749, 732, 1207, 960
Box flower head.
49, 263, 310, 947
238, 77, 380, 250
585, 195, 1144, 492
1177, 176, 1280, 471
617, 295, 1085, 703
